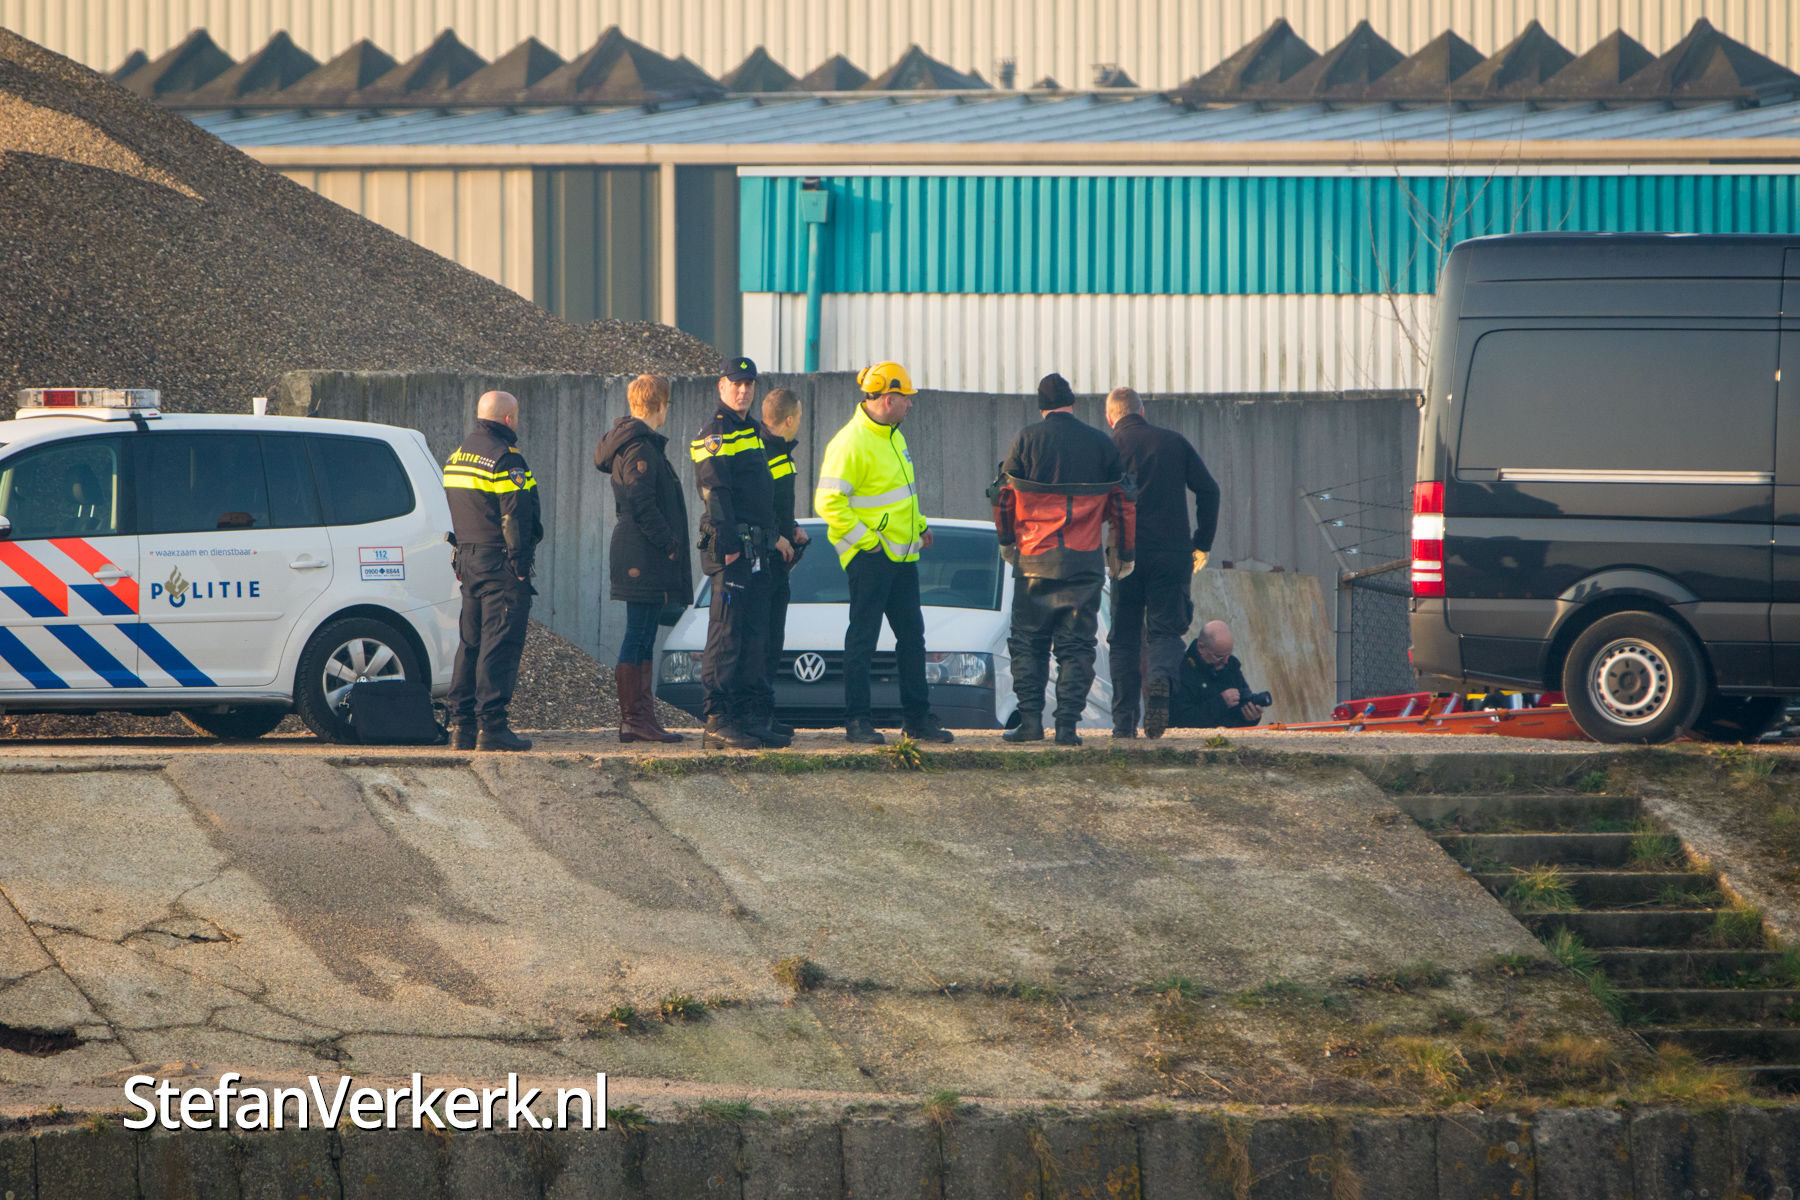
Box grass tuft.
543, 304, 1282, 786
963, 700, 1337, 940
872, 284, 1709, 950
920, 1089, 964, 1128
1370, 960, 1450, 992
1544, 928, 1599, 978
658, 993, 706, 1023
1389, 1037, 1468, 1091
1704, 903, 1767, 950
1144, 974, 1203, 1000
772, 956, 826, 992
1627, 822, 1685, 869
606, 1103, 651, 1131
1503, 865, 1579, 913
879, 734, 924, 771
694, 1099, 764, 1121
1637, 1044, 1747, 1105
1575, 769, 1609, 794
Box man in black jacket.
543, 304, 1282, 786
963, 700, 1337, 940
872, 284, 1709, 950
994, 373, 1135, 747
443, 390, 544, 751
691, 356, 783, 750
1170, 620, 1265, 729
1105, 386, 1222, 739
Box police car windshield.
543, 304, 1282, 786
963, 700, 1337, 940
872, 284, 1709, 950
697, 523, 1003, 611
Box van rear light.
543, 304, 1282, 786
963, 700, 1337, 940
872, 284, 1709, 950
1412, 480, 1445, 598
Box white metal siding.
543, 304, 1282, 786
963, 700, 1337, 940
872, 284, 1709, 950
742, 291, 1436, 395
279, 166, 535, 300
7, 1, 1794, 90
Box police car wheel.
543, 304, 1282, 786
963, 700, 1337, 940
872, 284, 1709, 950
178, 707, 287, 741
294, 617, 421, 743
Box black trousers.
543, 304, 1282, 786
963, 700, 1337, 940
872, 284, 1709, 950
447, 544, 533, 731
1108, 552, 1194, 732
762, 559, 791, 690
702, 557, 774, 723
1009, 571, 1104, 726
844, 552, 932, 726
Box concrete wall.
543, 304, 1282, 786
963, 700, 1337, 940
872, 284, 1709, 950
278, 372, 1415, 669
6, 1103, 1797, 1198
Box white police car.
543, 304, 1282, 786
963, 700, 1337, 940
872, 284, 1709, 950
0, 388, 458, 740
656, 517, 1113, 729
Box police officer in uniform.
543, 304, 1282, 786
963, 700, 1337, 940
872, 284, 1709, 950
692, 357, 781, 750
443, 390, 542, 751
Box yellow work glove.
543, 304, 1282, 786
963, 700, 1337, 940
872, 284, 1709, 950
1192, 550, 1209, 573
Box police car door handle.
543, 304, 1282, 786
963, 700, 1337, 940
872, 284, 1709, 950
290, 556, 329, 570
92, 566, 130, 581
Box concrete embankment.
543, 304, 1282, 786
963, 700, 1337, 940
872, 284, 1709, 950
4, 1102, 1798, 1198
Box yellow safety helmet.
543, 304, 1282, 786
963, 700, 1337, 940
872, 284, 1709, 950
857, 361, 917, 396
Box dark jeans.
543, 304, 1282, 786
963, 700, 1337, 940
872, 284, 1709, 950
844, 552, 932, 726
447, 544, 533, 731
1108, 552, 1194, 732
702, 557, 774, 723
1009, 570, 1104, 726
763, 560, 790, 684
617, 601, 661, 666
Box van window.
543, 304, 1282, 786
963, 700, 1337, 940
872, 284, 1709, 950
306, 435, 414, 525
0, 437, 121, 539
261, 434, 322, 528
1458, 330, 1777, 474
138, 434, 271, 533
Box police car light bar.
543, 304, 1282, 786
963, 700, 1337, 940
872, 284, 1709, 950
15, 388, 161, 418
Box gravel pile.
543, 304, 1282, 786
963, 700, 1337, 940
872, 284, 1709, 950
0, 620, 696, 739
0, 31, 715, 739
0, 29, 718, 414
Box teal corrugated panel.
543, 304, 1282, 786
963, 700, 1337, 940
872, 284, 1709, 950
738, 173, 1800, 296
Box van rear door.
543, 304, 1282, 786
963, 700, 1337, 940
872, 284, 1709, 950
1445, 270, 1778, 690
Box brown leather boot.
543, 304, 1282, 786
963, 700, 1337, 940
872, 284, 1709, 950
637, 660, 685, 743
616, 662, 647, 743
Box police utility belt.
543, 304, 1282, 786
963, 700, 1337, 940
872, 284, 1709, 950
699, 523, 777, 573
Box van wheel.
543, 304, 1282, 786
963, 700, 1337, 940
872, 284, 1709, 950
1562, 612, 1705, 744
1691, 696, 1785, 744
294, 617, 420, 743
178, 708, 287, 741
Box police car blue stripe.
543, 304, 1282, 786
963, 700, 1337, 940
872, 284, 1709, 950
3, 586, 63, 619
71, 584, 135, 618
125, 624, 216, 688
0, 627, 66, 688
47, 626, 145, 688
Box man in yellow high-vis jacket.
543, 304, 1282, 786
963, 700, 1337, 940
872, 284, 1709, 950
815, 362, 954, 746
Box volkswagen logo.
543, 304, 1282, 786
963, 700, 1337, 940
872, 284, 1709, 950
793, 652, 827, 683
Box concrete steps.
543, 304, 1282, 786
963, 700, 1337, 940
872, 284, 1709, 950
1396, 788, 1800, 1092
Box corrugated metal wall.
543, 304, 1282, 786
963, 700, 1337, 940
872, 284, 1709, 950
742, 292, 1436, 394
279, 166, 535, 299
8, 1, 1794, 88
742, 172, 1800, 296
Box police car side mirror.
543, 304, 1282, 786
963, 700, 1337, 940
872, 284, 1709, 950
0, 516, 10, 540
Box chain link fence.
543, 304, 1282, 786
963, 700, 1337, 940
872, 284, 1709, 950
1301, 475, 1415, 702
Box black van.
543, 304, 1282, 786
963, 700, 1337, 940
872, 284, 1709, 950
1409, 233, 1800, 743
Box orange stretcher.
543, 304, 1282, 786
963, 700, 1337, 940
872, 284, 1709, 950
1269, 692, 1590, 740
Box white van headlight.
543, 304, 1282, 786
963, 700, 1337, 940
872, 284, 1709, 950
660, 651, 701, 684
924, 652, 991, 687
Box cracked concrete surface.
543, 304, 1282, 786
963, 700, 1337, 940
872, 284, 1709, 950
0, 750, 1557, 1098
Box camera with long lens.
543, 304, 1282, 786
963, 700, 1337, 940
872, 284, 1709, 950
1245, 691, 1273, 707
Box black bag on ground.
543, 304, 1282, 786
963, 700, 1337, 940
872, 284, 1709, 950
347, 679, 447, 745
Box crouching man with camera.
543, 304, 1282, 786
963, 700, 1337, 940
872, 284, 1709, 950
1170, 619, 1268, 729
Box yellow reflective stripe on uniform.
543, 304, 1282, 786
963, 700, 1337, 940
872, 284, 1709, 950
444, 474, 532, 494
769, 458, 796, 480
879, 534, 923, 558
690, 433, 766, 462
848, 483, 918, 508
816, 476, 855, 494
833, 527, 871, 557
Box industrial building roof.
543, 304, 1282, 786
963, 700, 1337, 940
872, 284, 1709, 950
122, 18, 1800, 109
191, 90, 1800, 148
